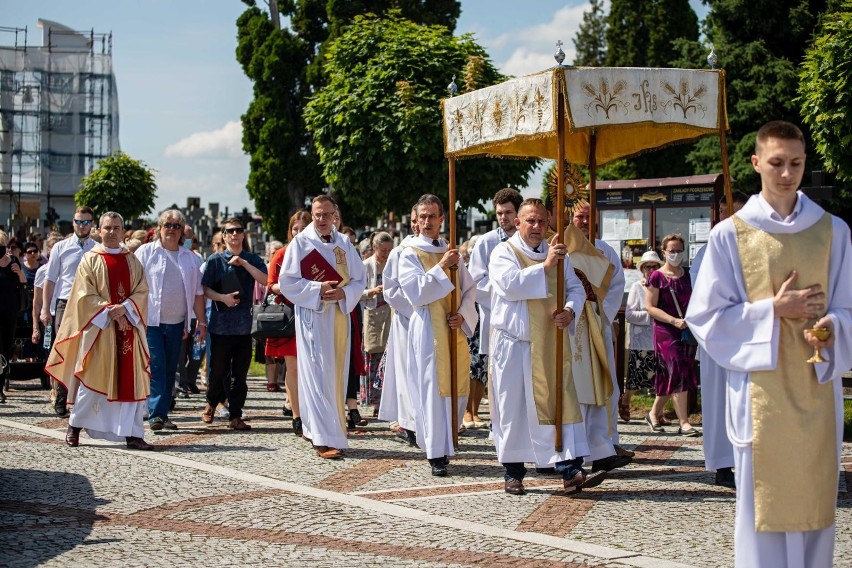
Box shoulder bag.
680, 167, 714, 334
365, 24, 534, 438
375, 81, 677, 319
251, 288, 296, 339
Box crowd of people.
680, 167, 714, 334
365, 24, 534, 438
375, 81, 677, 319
0, 120, 845, 568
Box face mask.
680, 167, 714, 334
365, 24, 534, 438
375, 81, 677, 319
666, 251, 685, 266
183, 239, 192, 249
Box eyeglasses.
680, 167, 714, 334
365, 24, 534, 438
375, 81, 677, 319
224, 227, 244, 235
312, 212, 335, 221
25, 249, 38, 254
161, 223, 182, 230
73, 219, 93, 226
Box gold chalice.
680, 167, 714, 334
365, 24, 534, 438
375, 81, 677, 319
805, 327, 831, 363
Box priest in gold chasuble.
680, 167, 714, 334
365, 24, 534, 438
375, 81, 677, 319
46, 212, 152, 449
686, 122, 852, 568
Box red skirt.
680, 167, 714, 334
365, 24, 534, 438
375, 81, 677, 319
265, 335, 297, 358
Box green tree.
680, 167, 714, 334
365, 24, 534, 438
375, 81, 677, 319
304, 12, 537, 222
798, 4, 852, 186
75, 151, 156, 222
237, 3, 322, 239
573, 0, 607, 66
237, 0, 462, 238
673, 0, 830, 193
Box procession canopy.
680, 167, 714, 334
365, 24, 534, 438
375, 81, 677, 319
442, 67, 727, 164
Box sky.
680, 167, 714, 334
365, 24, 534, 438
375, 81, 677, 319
5, 1, 710, 217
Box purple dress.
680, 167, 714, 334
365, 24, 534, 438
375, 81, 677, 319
648, 268, 697, 396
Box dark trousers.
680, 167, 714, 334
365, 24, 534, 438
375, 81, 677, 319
52, 299, 69, 409
0, 311, 16, 386
206, 333, 252, 420
504, 458, 584, 481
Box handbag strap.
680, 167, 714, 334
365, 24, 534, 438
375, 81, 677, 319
668, 282, 684, 319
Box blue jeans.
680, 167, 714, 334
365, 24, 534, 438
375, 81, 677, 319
147, 323, 185, 422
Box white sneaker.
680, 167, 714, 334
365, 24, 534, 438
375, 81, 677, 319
216, 408, 230, 419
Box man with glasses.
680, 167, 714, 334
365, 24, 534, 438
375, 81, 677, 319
135, 210, 207, 432
201, 218, 267, 431
40, 206, 97, 417
279, 195, 366, 459
47, 211, 153, 450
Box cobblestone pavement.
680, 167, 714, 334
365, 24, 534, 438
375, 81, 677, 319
1, 378, 850, 567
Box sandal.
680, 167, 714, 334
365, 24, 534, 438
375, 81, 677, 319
678, 426, 702, 437
618, 396, 631, 422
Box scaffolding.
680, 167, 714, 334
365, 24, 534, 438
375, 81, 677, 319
0, 19, 119, 234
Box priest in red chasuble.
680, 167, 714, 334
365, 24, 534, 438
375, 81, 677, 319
46, 211, 154, 450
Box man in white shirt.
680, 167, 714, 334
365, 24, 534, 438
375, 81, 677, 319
135, 210, 207, 431
40, 206, 97, 416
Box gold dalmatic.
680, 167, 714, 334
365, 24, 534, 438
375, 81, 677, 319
412, 248, 471, 397
508, 243, 582, 425
733, 213, 837, 532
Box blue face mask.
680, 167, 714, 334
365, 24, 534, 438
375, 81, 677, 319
183, 239, 192, 249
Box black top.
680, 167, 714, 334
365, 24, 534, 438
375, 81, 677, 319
0, 257, 23, 314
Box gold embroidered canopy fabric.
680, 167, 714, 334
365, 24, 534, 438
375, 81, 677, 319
442, 67, 726, 165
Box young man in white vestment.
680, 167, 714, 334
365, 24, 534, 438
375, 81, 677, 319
279, 195, 366, 460
378, 207, 419, 446
548, 200, 631, 472
398, 194, 477, 477
685, 121, 852, 568
467, 188, 523, 427
489, 198, 607, 495
689, 195, 745, 490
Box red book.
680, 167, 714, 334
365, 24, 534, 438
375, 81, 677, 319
300, 248, 343, 284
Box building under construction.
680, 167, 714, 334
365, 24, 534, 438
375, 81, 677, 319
0, 19, 119, 236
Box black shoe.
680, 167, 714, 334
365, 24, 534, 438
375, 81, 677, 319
429, 457, 448, 476
715, 467, 736, 490
431, 463, 447, 477
282, 405, 293, 417
406, 429, 418, 447
348, 408, 367, 429
187, 383, 200, 394
54, 404, 68, 417
292, 417, 303, 437
592, 454, 632, 473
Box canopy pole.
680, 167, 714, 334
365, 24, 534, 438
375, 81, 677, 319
554, 89, 566, 453
588, 132, 597, 245
448, 156, 459, 451
718, 74, 733, 216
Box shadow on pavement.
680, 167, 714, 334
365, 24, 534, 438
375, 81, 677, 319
0, 468, 108, 565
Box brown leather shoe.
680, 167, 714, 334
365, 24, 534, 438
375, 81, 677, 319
504, 478, 526, 495
562, 469, 606, 495
314, 445, 342, 459
614, 444, 635, 458
201, 404, 215, 424
65, 425, 81, 447
228, 417, 252, 431
125, 436, 155, 451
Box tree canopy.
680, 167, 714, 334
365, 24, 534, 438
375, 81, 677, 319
75, 151, 156, 223
798, 3, 852, 187
304, 12, 537, 221
573, 0, 607, 67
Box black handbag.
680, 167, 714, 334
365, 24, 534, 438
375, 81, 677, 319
251, 291, 296, 339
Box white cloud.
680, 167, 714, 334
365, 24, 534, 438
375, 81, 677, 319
492, 3, 591, 77
164, 121, 244, 159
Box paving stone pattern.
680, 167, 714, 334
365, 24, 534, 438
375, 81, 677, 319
1, 378, 850, 567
